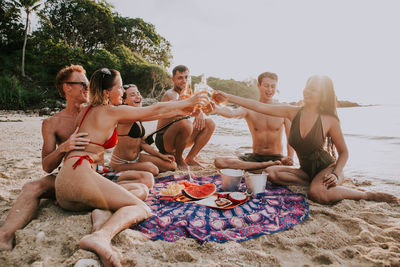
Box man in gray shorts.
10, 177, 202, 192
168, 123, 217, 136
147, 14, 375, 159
214, 72, 294, 172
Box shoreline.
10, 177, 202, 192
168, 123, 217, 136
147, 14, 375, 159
0, 112, 399, 266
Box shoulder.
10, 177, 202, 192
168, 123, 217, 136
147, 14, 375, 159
163, 89, 178, 100
321, 113, 340, 130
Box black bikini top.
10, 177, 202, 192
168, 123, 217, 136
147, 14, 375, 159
118, 121, 145, 139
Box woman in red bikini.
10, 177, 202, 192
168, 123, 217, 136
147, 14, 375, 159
214, 75, 399, 205
110, 84, 177, 175
55, 68, 206, 267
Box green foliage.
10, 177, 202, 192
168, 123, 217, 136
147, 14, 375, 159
0, 0, 173, 109
37, 0, 115, 53
113, 15, 172, 67
0, 74, 44, 109
0, 0, 25, 49
191, 76, 259, 100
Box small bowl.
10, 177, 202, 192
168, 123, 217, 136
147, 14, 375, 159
220, 169, 244, 192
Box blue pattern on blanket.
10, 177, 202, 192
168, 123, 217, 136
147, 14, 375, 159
135, 174, 309, 243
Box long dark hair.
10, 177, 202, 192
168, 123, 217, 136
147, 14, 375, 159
305, 75, 339, 158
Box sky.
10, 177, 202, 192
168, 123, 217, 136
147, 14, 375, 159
108, 0, 400, 104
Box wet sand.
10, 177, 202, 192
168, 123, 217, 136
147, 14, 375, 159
0, 111, 399, 266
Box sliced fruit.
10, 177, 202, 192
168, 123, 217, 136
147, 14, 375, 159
228, 192, 247, 203
182, 183, 216, 200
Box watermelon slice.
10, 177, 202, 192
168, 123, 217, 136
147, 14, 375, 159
182, 184, 216, 200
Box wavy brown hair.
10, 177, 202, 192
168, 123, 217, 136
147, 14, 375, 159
89, 68, 120, 106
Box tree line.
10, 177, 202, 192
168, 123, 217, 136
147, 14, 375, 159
0, 0, 258, 110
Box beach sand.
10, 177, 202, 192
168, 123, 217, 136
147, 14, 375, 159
0, 111, 399, 266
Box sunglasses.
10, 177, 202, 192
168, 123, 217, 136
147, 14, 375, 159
123, 84, 137, 90
65, 82, 88, 90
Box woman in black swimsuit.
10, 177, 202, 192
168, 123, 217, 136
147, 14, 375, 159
110, 85, 177, 175
214, 75, 399, 205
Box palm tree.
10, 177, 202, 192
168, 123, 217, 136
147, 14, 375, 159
16, 0, 42, 77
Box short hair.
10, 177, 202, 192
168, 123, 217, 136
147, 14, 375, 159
55, 65, 86, 98
172, 65, 189, 77
257, 72, 278, 85
122, 84, 137, 99
89, 68, 120, 106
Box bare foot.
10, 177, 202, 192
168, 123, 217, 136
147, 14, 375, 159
261, 160, 281, 168
91, 209, 112, 233
79, 232, 121, 267
366, 192, 400, 204
176, 159, 189, 170
0, 232, 14, 251
185, 158, 204, 167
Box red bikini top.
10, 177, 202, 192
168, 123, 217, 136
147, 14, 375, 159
79, 105, 118, 149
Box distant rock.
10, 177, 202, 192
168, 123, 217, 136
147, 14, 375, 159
288, 100, 362, 108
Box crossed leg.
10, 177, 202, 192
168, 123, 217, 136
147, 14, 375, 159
215, 156, 281, 172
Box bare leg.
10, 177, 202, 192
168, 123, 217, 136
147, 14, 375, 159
116, 170, 154, 189
185, 118, 215, 166
163, 120, 193, 169
214, 156, 281, 171
91, 209, 112, 233
111, 161, 160, 176
139, 153, 177, 173
80, 204, 151, 267
0, 175, 55, 251
56, 162, 152, 267
266, 165, 310, 186
91, 182, 149, 232
308, 166, 400, 204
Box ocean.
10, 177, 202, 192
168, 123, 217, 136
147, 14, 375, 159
207, 104, 400, 196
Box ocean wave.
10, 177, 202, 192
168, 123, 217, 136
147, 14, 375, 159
345, 133, 400, 142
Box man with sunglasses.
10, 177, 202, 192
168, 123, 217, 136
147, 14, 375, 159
0, 65, 151, 250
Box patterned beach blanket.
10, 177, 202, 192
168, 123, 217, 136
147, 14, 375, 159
135, 174, 309, 243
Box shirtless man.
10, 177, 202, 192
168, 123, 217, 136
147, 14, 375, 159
155, 65, 216, 169
0, 65, 151, 250
214, 72, 294, 171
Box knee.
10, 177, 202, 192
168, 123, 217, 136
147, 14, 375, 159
265, 167, 278, 184
205, 118, 216, 132
136, 183, 150, 201
307, 187, 331, 205
143, 162, 159, 176
177, 120, 193, 135
138, 172, 155, 189
21, 177, 53, 198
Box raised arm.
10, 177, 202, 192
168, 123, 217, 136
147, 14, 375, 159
114, 94, 206, 123
212, 106, 247, 119
214, 91, 298, 120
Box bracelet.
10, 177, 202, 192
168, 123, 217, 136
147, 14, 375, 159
332, 172, 339, 181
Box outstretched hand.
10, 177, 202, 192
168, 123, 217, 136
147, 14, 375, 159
213, 90, 228, 104
60, 127, 90, 153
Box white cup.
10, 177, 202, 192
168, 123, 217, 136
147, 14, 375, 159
245, 172, 267, 194
220, 169, 244, 192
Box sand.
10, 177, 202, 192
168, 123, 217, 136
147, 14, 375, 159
0, 111, 399, 267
